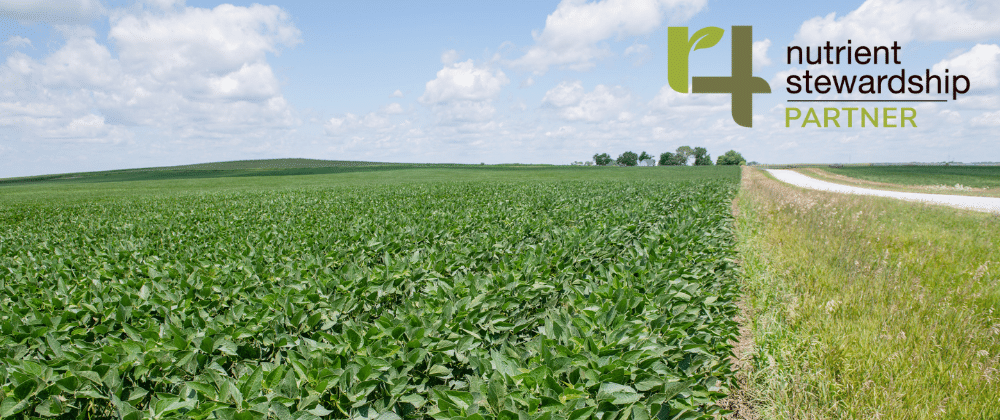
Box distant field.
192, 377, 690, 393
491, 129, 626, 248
0, 159, 552, 187
0, 165, 734, 205
165, 158, 401, 170
824, 166, 1000, 189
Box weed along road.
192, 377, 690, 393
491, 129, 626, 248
767, 169, 1000, 213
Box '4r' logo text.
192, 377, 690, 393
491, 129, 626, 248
668, 26, 770, 128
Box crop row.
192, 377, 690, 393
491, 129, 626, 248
1, 179, 740, 420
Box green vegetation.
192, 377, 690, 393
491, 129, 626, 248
615, 151, 639, 167
0, 159, 560, 188
592, 147, 734, 167
0, 165, 743, 420
660, 147, 693, 167
824, 165, 1000, 189
691, 149, 711, 167
162, 159, 398, 171
592, 154, 613, 166
737, 168, 1000, 419
715, 151, 743, 166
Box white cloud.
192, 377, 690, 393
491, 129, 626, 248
753, 39, 771, 71
950, 94, 999, 109
971, 110, 1000, 126
324, 101, 413, 137
940, 109, 963, 124
4, 36, 32, 49
65, 114, 106, 137
325, 112, 393, 134
54, 24, 97, 39
38, 37, 123, 89
544, 82, 632, 122
0, 0, 103, 24
793, 0, 1000, 46
141, 0, 184, 11
433, 101, 497, 123
23, 113, 134, 144
441, 49, 461, 65
777, 141, 799, 151
420, 60, 509, 104
510, 0, 707, 74
109, 4, 301, 77
542, 81, 585, 108
382, 103, 405, 114
647, 84, 728, 114
624, 43, 652, 66
391, 89, 404, 97
932, 44, 1000, 89
545, 125, 577, 137
207, 62, 280, 100
0, 3, 302, 147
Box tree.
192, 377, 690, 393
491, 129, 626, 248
593, 153, 613, 166
717, 150, 746, 165
638, 151, 652, 162
659, 151, 687, 166
616, 151, 639, 167
674, 146, 694, 165
693, 147, 713, 166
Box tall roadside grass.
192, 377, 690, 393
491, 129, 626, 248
735, 167, 1000, 419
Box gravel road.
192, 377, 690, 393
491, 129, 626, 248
767, 169, 1000, 214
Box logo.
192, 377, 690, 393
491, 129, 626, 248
668, 26, 770, 127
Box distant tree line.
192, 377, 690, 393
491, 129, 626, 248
591, 147, 744, 167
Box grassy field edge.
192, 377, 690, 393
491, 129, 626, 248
735, 167, 1000, 419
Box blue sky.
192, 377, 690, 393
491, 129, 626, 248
1, 0, 999, 177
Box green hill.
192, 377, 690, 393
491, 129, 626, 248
0, 159, 554, 186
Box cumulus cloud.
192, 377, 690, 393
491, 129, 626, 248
433, 101, 497, 123
0, 2, 302, 147
624, 43, 652, 66
418, 59, 509, 124
753, 39, 771, 71
324, 102, 413, 137
543, 82, 632, 122
441, 49, 461, 65
48, 114, 131, 143
206, 62, 280, 100
510, 0, 707, 74
382, 103, 405, 114
419, 60, 509, 104
109, 4, 301, 79
38, 37, 122, 89
325, 112, 392, 135
545, 125, 577, 137
970, 110, 1000, 126
0, 0, 103, 24
932, 44, 1000, 89
647, 83, 728, 114
4, 36, 32, 49
793, 0, 1000, 45
542, 81, 585, 108
141, 0, 185, 11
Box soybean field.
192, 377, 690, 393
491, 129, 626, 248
823, 165, 1000, 189
0, 167, 741, 420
